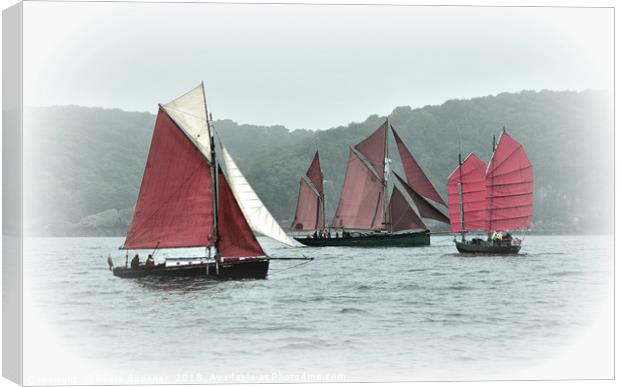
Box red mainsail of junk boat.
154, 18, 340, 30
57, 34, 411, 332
293, 120, 450, 247
447, 128, 534, 254
112, 83, 302, 279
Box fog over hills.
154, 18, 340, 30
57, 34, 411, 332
23, 89, 612, 237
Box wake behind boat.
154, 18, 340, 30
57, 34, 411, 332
293, 120, 449, 247
110, 84, 304, 279
447, 128, 533, 255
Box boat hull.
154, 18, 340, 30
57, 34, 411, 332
294, 231, 430, 247
454, 240, 521, 255
112, 258, 269, 279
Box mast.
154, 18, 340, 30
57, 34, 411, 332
319, 155, 326, 229
383, 119, 391, 232
202, 83, 219, 257
489, 132, 497, 233
457, 152, 465, 242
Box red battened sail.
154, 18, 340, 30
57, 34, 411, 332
486, 132, 534, 231
217, 169, 265, 258
394, 173, 449, 224
392, 127, 446, 206
447, 153, 488, 233
356, 121, 388, 178
123, 108, 214, 249
332, 150, 384, 229
291, 152, 324, 230
389, 187, 427, 231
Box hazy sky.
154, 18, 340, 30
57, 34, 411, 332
23, 1, 613, 130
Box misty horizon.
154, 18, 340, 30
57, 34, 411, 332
23, 2, 613, 130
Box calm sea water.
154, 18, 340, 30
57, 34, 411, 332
22, 235, 612, 384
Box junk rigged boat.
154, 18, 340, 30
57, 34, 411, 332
293, 120, 449, 247
112, 84, 299, 279
447, 128, 533, 254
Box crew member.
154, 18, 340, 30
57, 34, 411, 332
145, 254, 155, 268
131, 254, 140, 269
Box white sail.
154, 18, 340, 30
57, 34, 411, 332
162, 84, 211, 161
220, 143, 296, 247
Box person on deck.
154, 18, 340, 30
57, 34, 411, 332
131, 254, 140, 269
145, 254, 155, 268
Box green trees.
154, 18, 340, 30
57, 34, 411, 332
24, 89, 612, 236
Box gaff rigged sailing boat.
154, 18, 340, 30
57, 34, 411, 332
294, 120, 449, 247
290, 151, 325, 232
112, 84, 298, 279
448, 129, 533, 254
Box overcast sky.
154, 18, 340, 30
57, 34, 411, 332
22, 2, 613, 130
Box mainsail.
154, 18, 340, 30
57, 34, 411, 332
447, 153, 488, 233
486, 131, 534, 231
123, 107, 215, 249
332, 122, 388, 229
220, 143, 295, 246
291, 151, 325, 230
392, 127, 446, 206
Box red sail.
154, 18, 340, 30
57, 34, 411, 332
291, 178, 323, 230
123, 108, 214, 249
486, 132, 533, 231
355, 121, 388, 178
395, 173, 449, 224
332, 150, 384, 229
389, 187, 427, 231
217, 169, 265, 258
306, 151, 323, 194
392, 127, 447, 206
447, 153, 488, 233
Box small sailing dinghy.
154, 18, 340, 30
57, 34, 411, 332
294, 120, 449, 247
112, 84, 301, 279
448, 129, 533, 254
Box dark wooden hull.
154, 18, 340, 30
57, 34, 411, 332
294, 231, 430, 247
112, 258, 269, 279
455, 240, 522, 255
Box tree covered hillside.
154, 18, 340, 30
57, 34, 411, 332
23, 89, 612, 236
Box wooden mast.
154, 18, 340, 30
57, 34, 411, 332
488, 131, 498, 234
457, 152, 465, 242
202, 83, 220, 264
383, 119, 391, 233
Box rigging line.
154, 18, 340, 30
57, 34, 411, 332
268, 258, 315, 276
